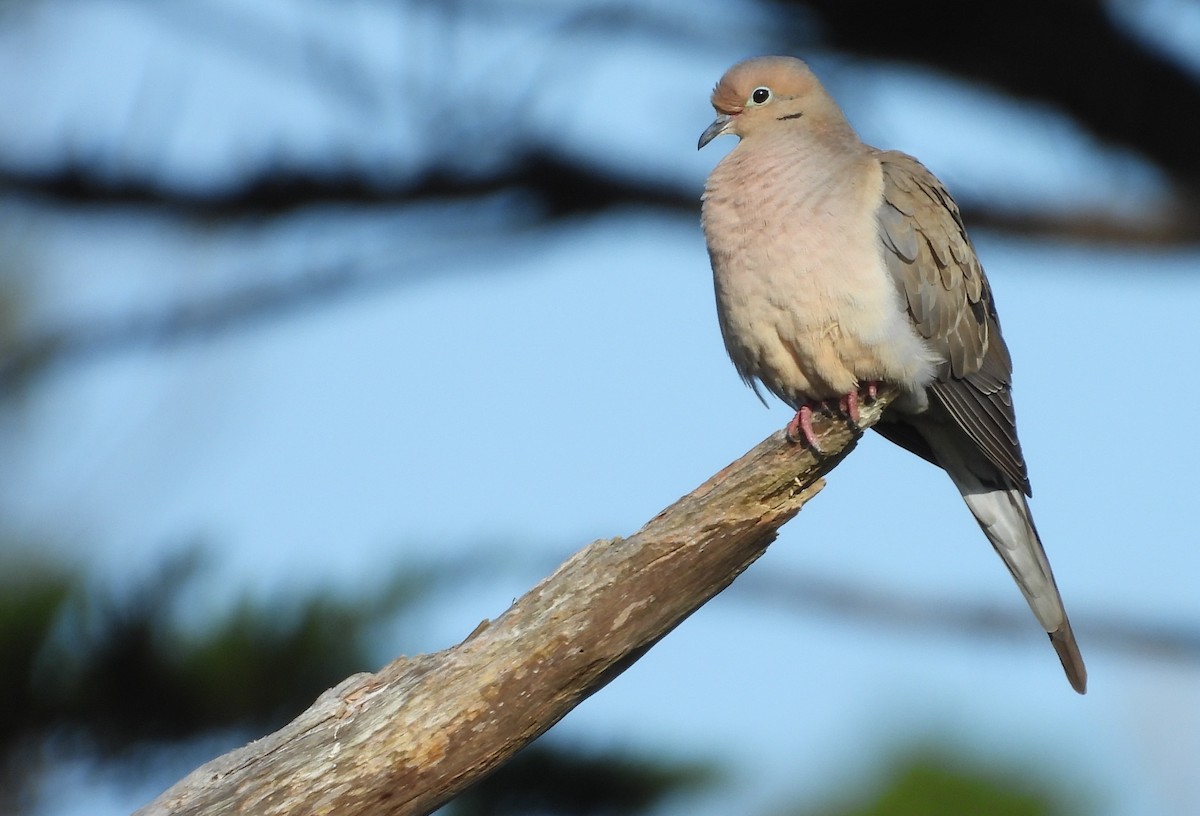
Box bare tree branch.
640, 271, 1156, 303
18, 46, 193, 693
0, 264, 363, 397
134, 390, 895, 816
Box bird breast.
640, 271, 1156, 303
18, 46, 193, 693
702, 136, 939, 408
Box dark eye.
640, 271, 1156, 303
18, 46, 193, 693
751, 87, 771, 104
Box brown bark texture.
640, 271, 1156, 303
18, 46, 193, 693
135, 390, 894, 816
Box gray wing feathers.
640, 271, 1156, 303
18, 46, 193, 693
875, 151, 1031, 496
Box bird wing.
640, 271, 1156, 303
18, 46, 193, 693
873, 150, 1031, 496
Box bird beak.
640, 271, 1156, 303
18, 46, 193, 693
697, 114, 733, 150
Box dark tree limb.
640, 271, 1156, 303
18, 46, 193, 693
134, 392, 895, 816
5, 5, 1200, 242
6, 154, 1198, 245
794, 0, 1200, 191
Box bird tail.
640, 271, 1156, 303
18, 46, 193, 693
943, 461, 1088, 694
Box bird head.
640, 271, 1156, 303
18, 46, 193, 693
698, 56, 846, 149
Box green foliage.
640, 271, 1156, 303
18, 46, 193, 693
0, 547, 710, 816
0, 547, 444, 811
0, 557, 72, 739
0, 556, 74, 813
794, 750, 1078, 816
31, 550, 408, 749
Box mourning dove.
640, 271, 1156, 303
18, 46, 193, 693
699, 56, 1086, 694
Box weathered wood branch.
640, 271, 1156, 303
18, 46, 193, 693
135, 391, 896, 816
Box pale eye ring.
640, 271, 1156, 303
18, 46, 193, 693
750, 87, 771, 105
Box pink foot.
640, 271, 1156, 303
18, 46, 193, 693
786, 382, 883, 450
785, 404, 821, 449
838, 390, 860, 424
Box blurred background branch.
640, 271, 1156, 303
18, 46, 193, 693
737, 572, 1200, 666
2, 0, 1198, 236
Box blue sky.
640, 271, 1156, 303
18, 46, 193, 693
2, 2, 1199, 814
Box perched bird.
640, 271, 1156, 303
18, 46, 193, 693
698, 56, 1086, 693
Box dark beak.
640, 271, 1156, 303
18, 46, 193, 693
697, 114, 733, 150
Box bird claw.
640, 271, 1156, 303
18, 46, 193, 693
786, 382, 881, 451
836, 381, 880, 423
839, 390, 860, 424
785, 404, 823, 451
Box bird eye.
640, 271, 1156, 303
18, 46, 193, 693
750, 87, 771, 105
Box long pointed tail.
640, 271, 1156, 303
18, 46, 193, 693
952, 470, 1087, 693
1050, 619, 1088, 694
922, 429, 1088, 694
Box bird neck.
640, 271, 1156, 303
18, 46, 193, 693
742, 125, 869, 190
